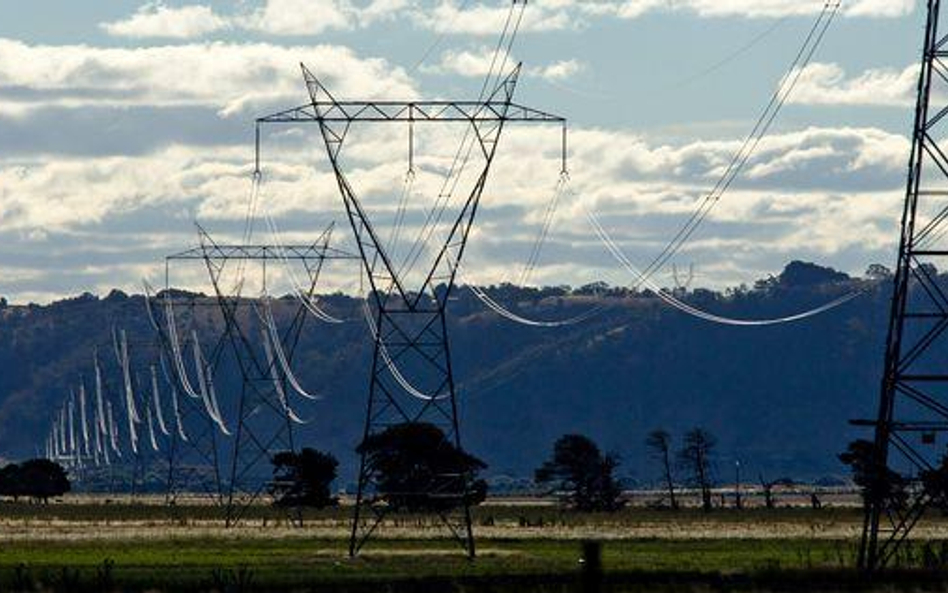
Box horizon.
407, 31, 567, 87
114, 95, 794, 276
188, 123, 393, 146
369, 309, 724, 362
0, 258, 882, 307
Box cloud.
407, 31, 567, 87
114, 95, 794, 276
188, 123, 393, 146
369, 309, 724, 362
843, 0, 916, 18
787, 62, 917, 107
100, 0, 409, 40
0, 39, 416, 117
408, 0, 913, 35
241, 0, 355, 35
0, 122, 911, 301
100, 0, 915, 42
412, 1, 575, 35
535, 59, 584, 81
423, 47, 584, 81
100, 2, 229, 38
361, 0, 412, 24
640, 0, 913, 19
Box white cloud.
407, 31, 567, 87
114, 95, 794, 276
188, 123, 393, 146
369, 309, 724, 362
422, 48, 497, 77
100, 0, 405, 40
100, 0, 915, 41
646, 0, 913, 19
787, 62, 917, 107
408, 0, 913, 35
423, 47, 584, 81
0, 122, 911, 300
844, 0, 916, 18
241, 0, 355, 35
0, 39, 416, 117
360, 0, 412, 24
100, 2, 229, 38
413, 1, 575, 34
535, 59, 584, 81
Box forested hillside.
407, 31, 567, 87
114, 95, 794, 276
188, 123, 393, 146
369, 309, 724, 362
0, 261, 893, 485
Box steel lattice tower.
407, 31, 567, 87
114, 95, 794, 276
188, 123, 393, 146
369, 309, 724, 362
857, 0, 948, 570
258, 63, 566, 556
145, 295, 225, 505
158, 227, 356, 525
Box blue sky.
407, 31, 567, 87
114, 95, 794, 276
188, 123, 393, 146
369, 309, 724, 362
0, 0, 928, 302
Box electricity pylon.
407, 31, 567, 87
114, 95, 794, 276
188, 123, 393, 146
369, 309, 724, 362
258, 63, 567, 556
856, 0, 948, 570
145, 295, 225, 505
158, 226, 356, 525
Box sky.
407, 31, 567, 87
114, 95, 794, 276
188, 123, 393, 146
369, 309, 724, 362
0, 0, 929, 303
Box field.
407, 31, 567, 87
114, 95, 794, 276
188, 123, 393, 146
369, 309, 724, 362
3, 497, 948, 592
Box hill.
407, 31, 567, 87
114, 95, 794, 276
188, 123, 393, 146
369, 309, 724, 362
0, 261, 892, 486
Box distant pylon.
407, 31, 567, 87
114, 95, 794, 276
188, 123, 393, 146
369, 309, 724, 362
856, 0, 948, 571
161, 225, 356, 526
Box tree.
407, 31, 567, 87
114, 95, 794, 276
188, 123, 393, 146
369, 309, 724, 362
269, 448, 339, 509
778, 261, 850, 287
16, 459, 70, 503
645, 429, 678, 510
0, 463, 21, 501
678, 428, 716, 512
921, 452, 948, 511
865, 264, 893, 281
356, 422, 487, 513
535, 434, 624, 512
839, 439, 907, 510
759, 474, 794, 509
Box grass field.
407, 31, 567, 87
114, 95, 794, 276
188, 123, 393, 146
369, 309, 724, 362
3, 499, 948, 592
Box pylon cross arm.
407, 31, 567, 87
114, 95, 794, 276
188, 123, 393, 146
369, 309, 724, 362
257, 100, 564, 124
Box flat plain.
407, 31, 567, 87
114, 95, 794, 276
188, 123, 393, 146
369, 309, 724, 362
4, 495, 948, 592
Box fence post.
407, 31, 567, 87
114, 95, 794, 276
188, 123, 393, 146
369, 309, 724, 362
581, 540, 602, 593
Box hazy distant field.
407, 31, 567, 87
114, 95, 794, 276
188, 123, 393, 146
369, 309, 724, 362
2, 496, 948, 592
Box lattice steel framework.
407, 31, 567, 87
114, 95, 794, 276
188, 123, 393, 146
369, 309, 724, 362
145, 301, 225, 506
857, 0, 948, 570
164, 226, 357, 526
103, 337, 166, 497
258, 63, 566, 557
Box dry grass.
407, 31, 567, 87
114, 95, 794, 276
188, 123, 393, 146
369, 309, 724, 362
1, 497, 946, 591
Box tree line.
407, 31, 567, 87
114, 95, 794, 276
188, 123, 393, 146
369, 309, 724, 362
267, 423, 773, 514
0, 424, 811, 514
534, 428, 724, 513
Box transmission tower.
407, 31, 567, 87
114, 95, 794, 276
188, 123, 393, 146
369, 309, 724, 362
147, 284, 227, 505
102, 334, 166, 497
164, 225, 356, 525
856, 0, 948, 570
258, 63, 566, 556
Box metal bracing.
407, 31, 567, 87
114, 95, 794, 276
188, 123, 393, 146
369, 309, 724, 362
858, 0, 948, 571
146, 290, 226, 505
162, 224, 357, 526
168, 243, 354, 262
97, 337, 174, 497
257, 100, 564, 124
258, 63, 566, 557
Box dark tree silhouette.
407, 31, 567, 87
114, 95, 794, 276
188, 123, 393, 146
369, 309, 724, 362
646, 429, 678, 510
865, 263, 893, 280
678, 428, 716, 512
357, 422, 487, 513
779, 260, 850, 287
839, 439, 907, 509
269, 448, 339, 509
759, 474, 794, 509
535, 434, 624, 512
16, 459, 70, 503
918, 451, 948, 511
0, 463, 21, 501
